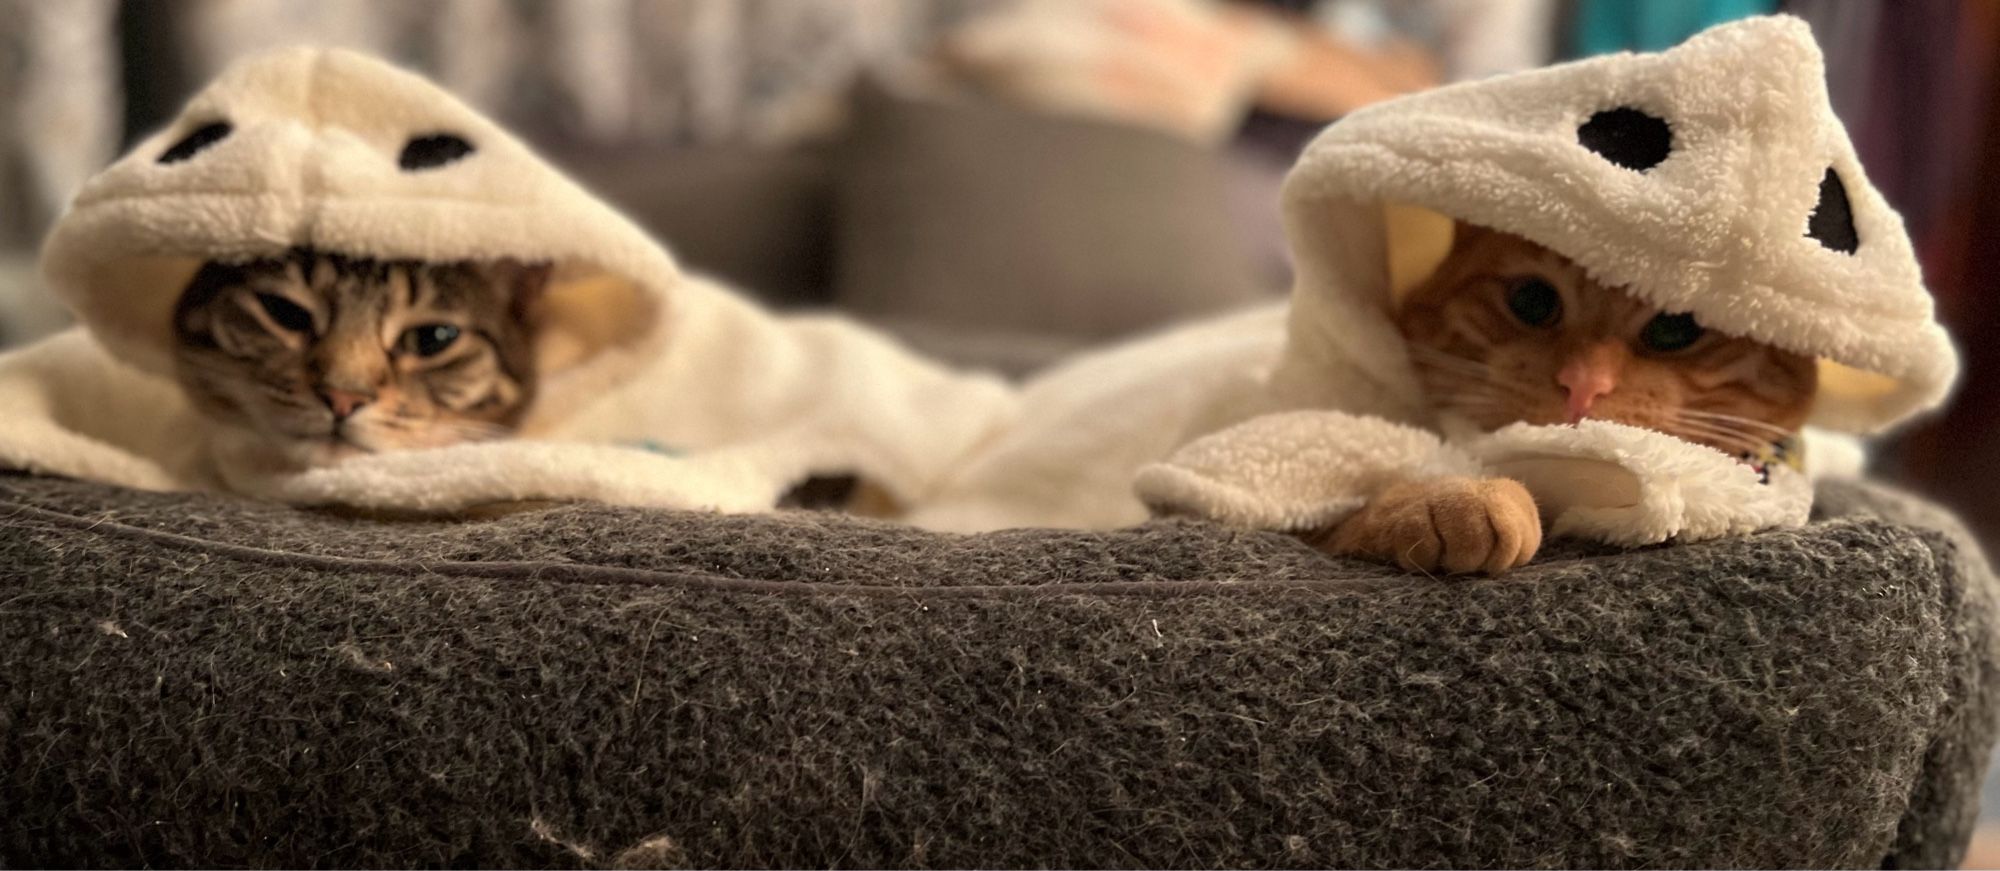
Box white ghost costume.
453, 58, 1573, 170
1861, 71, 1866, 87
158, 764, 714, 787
0, 48, 1017, 514
908, 15, 1957, 546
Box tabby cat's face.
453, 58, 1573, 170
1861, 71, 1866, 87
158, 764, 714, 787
1394, 224, 1818, 457
172, 252, 546, 467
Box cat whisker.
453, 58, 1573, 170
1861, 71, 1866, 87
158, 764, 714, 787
1407, 347, 1513, 382
1655, 421, 1767, 456
1427, 373, 1541, 404
1405, 345, 1482, 370
1408, 348, 1543, 390
1675, 408, 1795, 439
1665, 412, 1789, 444
1438, 396, 1768, 456
1610, 422, 1762, 456
1413, 360, 1544, 404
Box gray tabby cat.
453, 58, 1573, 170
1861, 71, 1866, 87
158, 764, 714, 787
171, 249, 548, 470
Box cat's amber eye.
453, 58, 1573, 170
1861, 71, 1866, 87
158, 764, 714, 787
1640, 313, 1705, 352
1504, 278, 1561, 327
401, 324, 462, 358
254, 293, 314, 333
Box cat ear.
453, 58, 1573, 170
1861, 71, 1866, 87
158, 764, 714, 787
1448, 220, 1494, 253
171, 260, 245, 336
487, 260, 553, 324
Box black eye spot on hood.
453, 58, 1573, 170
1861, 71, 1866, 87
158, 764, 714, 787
158, 121, 233, 164
1578, 107, 1672, 172
399, 134, 475, 171
1807, 168, 1859, 254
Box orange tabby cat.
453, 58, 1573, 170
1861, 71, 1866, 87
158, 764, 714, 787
1316, 222, 1819, 574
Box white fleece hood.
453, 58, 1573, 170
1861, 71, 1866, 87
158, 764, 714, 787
2, 48, 1016, 514
1267, 14, 1956, 435
1131, 14, 1955, 546
908, 16, 1951, 545
42, 46, 671, 426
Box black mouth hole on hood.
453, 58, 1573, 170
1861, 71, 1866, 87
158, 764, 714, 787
399, 134, 476, 171
1807, 168, 1859, 254
157, 121, 233, 164
1577, 107, 1672, 172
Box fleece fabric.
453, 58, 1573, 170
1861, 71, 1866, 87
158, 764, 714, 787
0, 47, 1014, 514
1137, 413, 1819, 546
0, 470, 1994, 869
912, 15, 1954, 544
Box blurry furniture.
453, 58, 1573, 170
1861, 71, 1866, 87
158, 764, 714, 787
0, 0, 119, 253
561, 82, 1278, 375
0, 255, 70, 348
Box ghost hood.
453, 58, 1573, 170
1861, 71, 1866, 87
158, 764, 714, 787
40, 47, 669, 427
4, 48, 1015, 514
1126, 16, 1937, 547
1266, 14, 1957, 435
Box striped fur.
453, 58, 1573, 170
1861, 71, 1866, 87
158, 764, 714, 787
172, 249, 546, 468
1316, 223, 1821, 574
1395, 224, 1818, 460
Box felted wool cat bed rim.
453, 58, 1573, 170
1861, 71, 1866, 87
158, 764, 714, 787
1267, 15, 1955, 436
37, 46, 674, 429
4, 469, 1996, 868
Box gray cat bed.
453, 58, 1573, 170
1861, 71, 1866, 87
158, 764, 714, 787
1, 470, 1994, 868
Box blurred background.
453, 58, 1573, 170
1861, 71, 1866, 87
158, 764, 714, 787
1, 0, 1997, 860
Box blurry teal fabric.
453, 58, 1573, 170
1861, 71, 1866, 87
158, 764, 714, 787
1569, 0, 1777, 56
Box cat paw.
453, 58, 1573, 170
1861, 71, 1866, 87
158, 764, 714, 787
1319, 477, 1542, 575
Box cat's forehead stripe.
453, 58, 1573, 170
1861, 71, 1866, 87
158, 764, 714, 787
310, 257, 339, 290
401, 267, 422, 310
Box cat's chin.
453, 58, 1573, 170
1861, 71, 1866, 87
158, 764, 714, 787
293, 437, 376, 466
206, 424, 378, 473
1435, 412, 1504, 444
255, 436, 376, 472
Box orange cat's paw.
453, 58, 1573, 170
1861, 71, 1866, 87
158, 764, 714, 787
1319, 477, 1542, 575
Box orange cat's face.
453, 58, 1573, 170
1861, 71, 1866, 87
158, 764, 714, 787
1394, 224, 1818, 457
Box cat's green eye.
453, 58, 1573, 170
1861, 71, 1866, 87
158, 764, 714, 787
255, 293, 314, 333
1641, 313, 1705, 352
1504, 278, 1561, 327
402, 324, 461, 357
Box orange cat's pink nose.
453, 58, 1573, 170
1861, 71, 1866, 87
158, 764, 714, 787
1557, 350, 1621, 423
319, 388, 372, 420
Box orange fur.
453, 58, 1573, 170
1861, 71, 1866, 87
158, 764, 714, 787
1320, 223, 1818, 576
1395, 223, 1818, 457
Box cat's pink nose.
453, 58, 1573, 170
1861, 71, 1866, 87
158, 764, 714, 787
1557, 357, 1618, 424
319, 388, 372, 420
